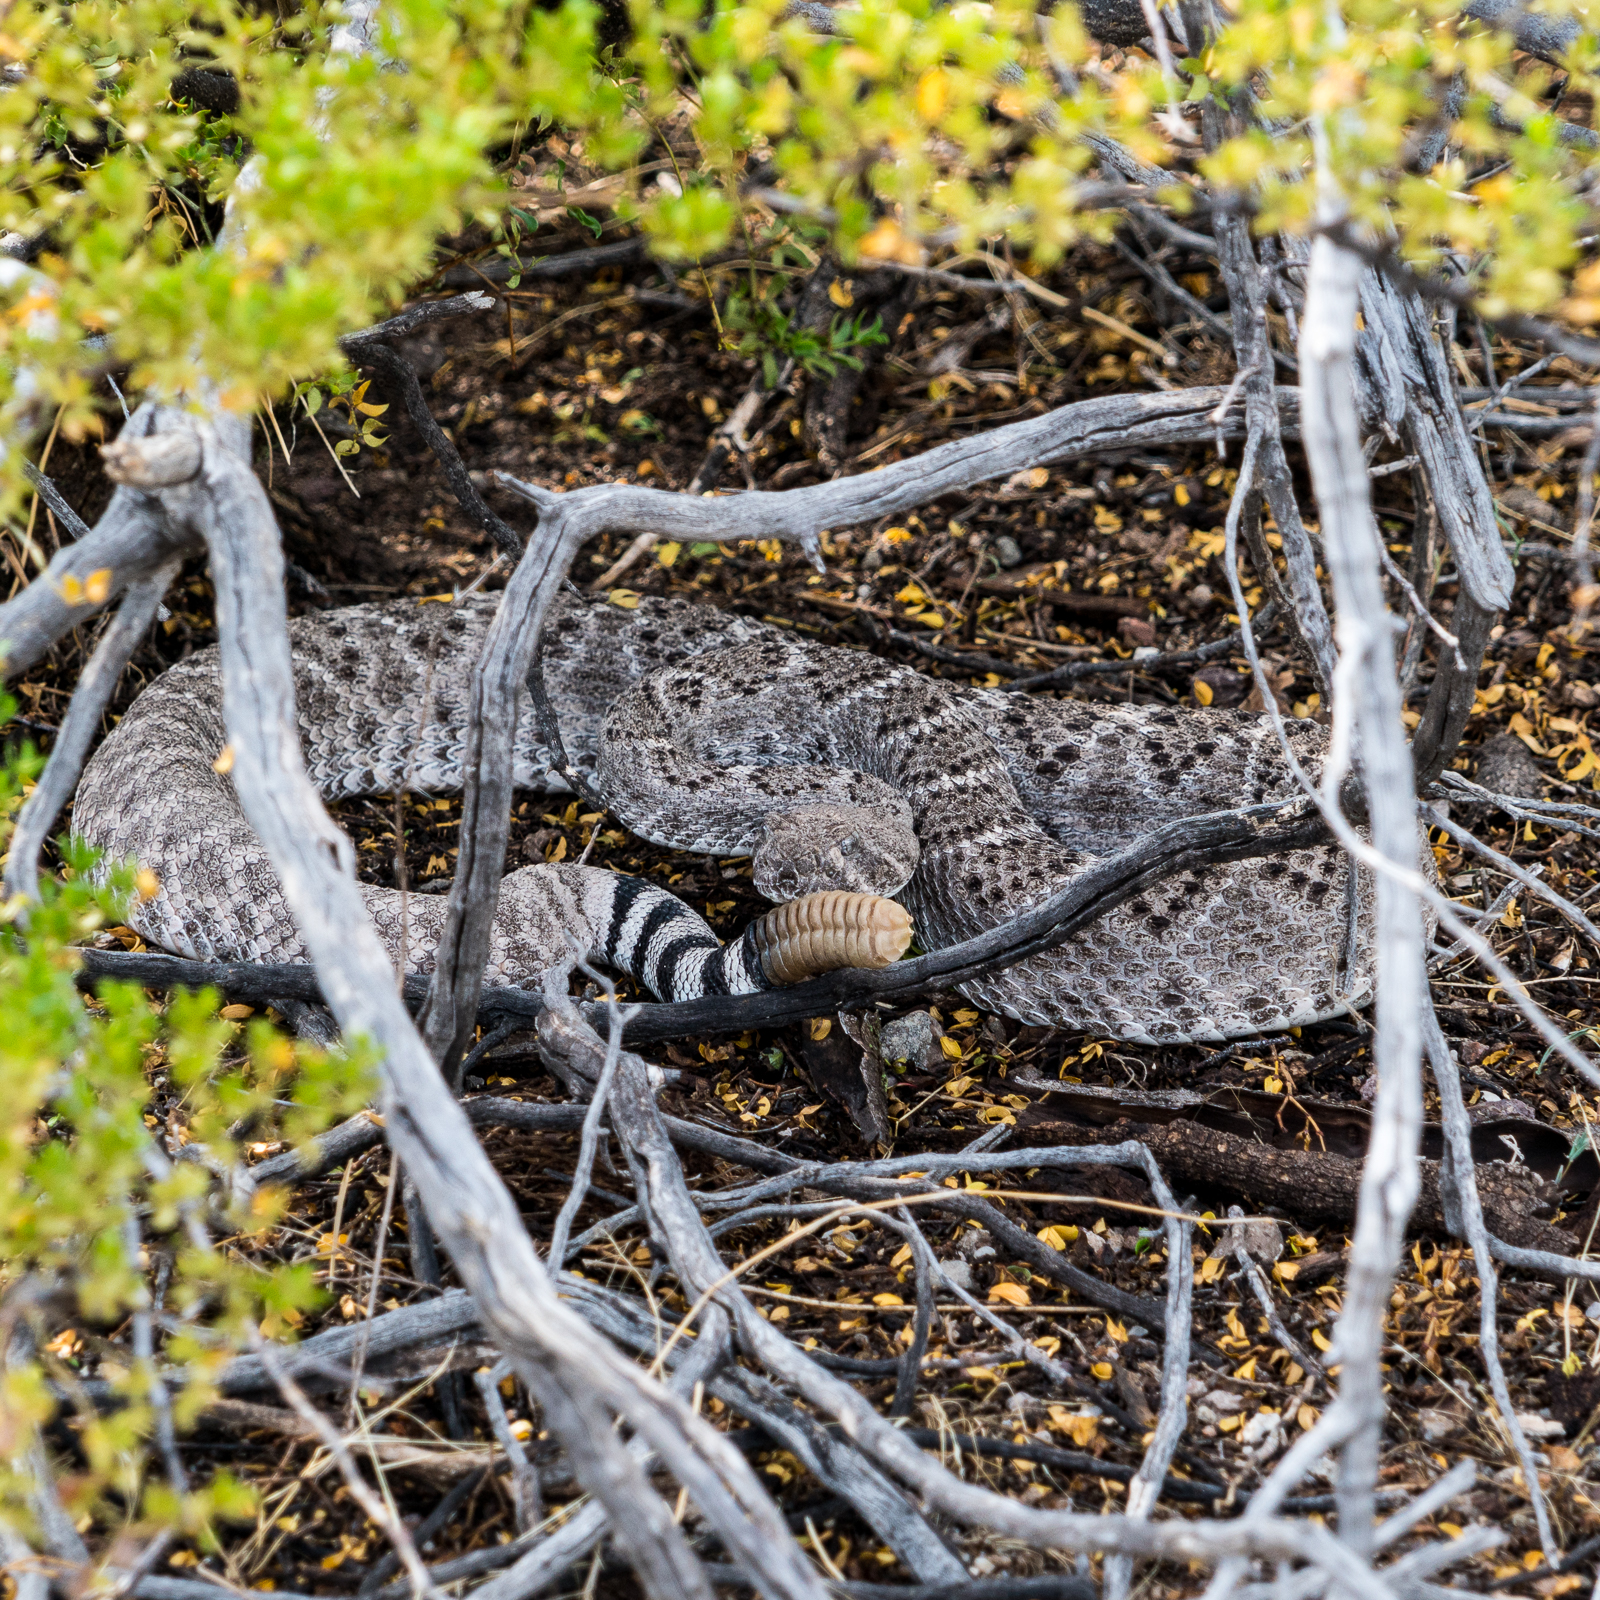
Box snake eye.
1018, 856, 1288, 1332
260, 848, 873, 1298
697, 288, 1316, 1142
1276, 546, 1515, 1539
838, 835, 858, 857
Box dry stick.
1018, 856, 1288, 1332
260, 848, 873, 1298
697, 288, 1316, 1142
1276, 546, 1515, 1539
1424, 807, 1600, 948
535, 1009, 1396, 1588
349, 342, 523, 558
590, 796, 1329, 1045
355, 1467, 490, 1599
340, 290, 496, 349
890, 1205, 934, 1420
0, 382, 1282, 690
20, 462, 92, 542
1202, 100, 1336, 692
3, 559, 179, 905
1360, 271, 1506, 787
1427, 874, 1524, 971
1223, 1208, 1323, 1383
547, 974, 634, 1269
1097, 1132, 1193, 1600
473, 1363, 542, 1533
252, 1344, 438, 1599
105, 426, 826, 1600
1376, 543, 1463, 671
568, 1037, 962, 1581
398, 1176, 469, 1443
1290, 183, 1429, 1560
1423, 1016, 1560, 1563
1205, 175, 1432, 1596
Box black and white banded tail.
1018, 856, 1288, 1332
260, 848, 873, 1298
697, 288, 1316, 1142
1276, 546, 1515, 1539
586, 872, 912, 1001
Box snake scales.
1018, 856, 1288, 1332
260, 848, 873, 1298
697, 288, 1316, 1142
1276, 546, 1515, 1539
73, 589, 1374, 1041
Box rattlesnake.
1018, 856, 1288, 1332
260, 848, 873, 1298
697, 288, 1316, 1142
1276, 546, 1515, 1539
73, 589, 1374, 1042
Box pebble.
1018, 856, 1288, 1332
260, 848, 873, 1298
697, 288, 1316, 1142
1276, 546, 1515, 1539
994, 534, 1024, 569
880, 1009, 944, 1071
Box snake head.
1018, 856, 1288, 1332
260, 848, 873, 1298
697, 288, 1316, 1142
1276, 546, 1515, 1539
752, 803, 918, 901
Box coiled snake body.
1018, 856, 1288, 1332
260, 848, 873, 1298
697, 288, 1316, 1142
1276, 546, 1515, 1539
74, 590, 1373, 1041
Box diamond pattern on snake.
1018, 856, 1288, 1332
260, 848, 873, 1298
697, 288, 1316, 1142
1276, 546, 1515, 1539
73, 589, 1374, 1042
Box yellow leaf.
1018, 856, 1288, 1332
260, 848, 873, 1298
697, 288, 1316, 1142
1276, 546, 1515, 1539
1197, 1255, 1226, 1284
1218, 1413, 1244, 1434
608, 588, 642, 609
1047, 1406, 1099, 1447
57, 574, 84, 605
988, 1280, 1029, 1306
1038, 1224, 1078, 1250
219, 1004, 254, 1020
827, 279, 854, 309
809, 1016, 832, 1041
1507, 711, 1545, 754
1311, 1327, 1333, 1352
890, 1244, 912, 1268
1090, 1361, 1113, 1380
1104, 1316, 1128, 1343
883, 526, 912, 544
213, 744, 235, 775
1193, 679, 1214, 707
945, 1075, 974, 1095
83, 567, 113, 604
858, 218, 923, 266
915, 68, 949, 121
1025, 468, 1049, 489
1263, 1075, 1283, 1094
1233, 1357, 1257, 1381
1297, 1403, 1319, 1431
1174, 483, 1190, 506
872, 1293, 905, 1306
939, 1035, 964, 1060
656, 541, 682, 568
896, 582, 929, 605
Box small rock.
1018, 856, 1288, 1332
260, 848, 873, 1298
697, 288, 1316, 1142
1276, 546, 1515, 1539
1202, 1389, 1245, 1415
954, 1227, 995, 1262
1587, 1301, 1600, 1326
1223, 1212, 1284, 1264
994, 534, 1024, 569
1241, 1409, 1286, 1461
1117, 615, 1157, 649
879, 1009, 945, 1072
1515, 1412, 1568, 1440
1498, 486, 1569, 533
1131, 646, 1160, 664
942, 1259, 974, 1291
1475, 733, 1546, 799
1188, 582, 1215, 609
1568, 679, 1598, 710
1418, 1408, 1457, 1443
